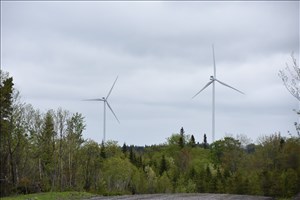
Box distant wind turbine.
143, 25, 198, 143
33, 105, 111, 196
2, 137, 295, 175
192, 45, 244, 143
83, 76, 120, 143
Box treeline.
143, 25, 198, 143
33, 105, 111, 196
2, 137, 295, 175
1, 70, 300, 198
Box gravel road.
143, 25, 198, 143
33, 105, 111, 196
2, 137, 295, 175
87, 193, 273, 200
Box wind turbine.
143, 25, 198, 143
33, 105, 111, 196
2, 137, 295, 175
83, 76, 120, 143
192, 45, 244, 143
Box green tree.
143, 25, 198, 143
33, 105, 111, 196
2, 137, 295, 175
129, 145, 135, 164
79, 140, 101, 192
281, 137, 300, 171
23, 105, 44, 191
130, 168, 147, 194
189, 135, 196, 148
157, 172, 173, 193
9, 91, 32, 193
0, 71, 13, 122
255, 133, 285, 171
176, 149, 191, 173
65, 112, 85, 188
159, 155, 167, 176
38, 111, 56, 191
210, 137, 242, 172
203, 134, 208, 149
100, 141, 106, 159
103, 157, 136, 194
122, 143, 127, 154
252, 134, 300, 197
144, 165, 157, 193
167, 134, 181, 149
0, 73, 31, 195
0, 71, 15, 196
179, 127, 185, 148
280, 168, 299, 197
105, 140, 122, 158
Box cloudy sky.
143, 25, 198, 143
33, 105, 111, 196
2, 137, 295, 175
1, 1, 299, 146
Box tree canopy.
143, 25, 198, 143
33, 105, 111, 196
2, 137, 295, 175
1, 70, 299, 198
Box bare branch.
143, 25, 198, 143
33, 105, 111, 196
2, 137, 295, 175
279, 54, 300, 101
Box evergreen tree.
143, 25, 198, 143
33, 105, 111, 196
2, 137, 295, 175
159, 155, 167, 176
129, 145, 135, 164
203, 134, 208, 149
122, 143, 127, 154
0, 75, 13, 121
178, 127, 185, 148
100, 141, 106, 159
2, 69, 300, 198
39, 111, 56, 190
204, 165, 212, 192
137, 156, 143, 168
0, 71, 14, 195
189, 135, 196, 148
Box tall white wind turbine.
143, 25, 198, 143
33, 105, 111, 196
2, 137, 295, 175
192, 45, 244, 143
83, 76, 120, 143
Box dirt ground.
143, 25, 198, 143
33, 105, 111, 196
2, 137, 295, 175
88, 193, 274, 200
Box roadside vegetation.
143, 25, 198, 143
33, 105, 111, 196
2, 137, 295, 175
1, 70, 299, 199
1, 191, 95, 200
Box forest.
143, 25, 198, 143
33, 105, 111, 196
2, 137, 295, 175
1, 70, 300, 198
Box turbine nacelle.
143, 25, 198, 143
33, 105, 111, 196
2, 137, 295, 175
83, 76, 120, 143
192, 45, 244, 143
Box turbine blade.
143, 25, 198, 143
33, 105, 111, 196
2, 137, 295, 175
212, 44, 216, 78
192, 80, 214, 99
106, 101, 120, 123
215, 79, 245, 95
106, 76, 118, 99
82, 98, 104, 101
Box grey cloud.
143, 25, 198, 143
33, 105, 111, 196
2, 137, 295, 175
2, 1, 299, 145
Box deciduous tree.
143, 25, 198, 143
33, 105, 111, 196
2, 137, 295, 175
279, 53, 300, 101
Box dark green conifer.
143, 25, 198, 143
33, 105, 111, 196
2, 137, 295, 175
203, 134, 208, 149
122, 143, 127, 154
100, 141, 106, 159
159, 155, 167, 176
178, 127, 185, 148
189, 135, 196, 148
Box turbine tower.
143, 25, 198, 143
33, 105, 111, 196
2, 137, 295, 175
83, 76, 120, 143
192, 45, 244, 143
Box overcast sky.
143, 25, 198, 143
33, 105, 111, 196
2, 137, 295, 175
1, 1, 299, 146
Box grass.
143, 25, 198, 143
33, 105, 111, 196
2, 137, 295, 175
1, 191, 96, 200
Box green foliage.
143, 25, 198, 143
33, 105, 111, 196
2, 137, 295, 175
105, 140, 122, 158
189, 135, 196, 148
2, 70, 300, 199
167, 134, 182, 147
103, 157, 136, 195
0, 71, 15, 196
157, 172, 173, 193
1, 192, 95, 200
100, 141, 106, 159
38, 111, 56, 191
122, 143, 127, 154
159, 155, 168, 176
0, 72, 14, 119
210, 137, 242, 172
79, 140, 101, 192
280, 169, 299, 197
144, 165, 157, 193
